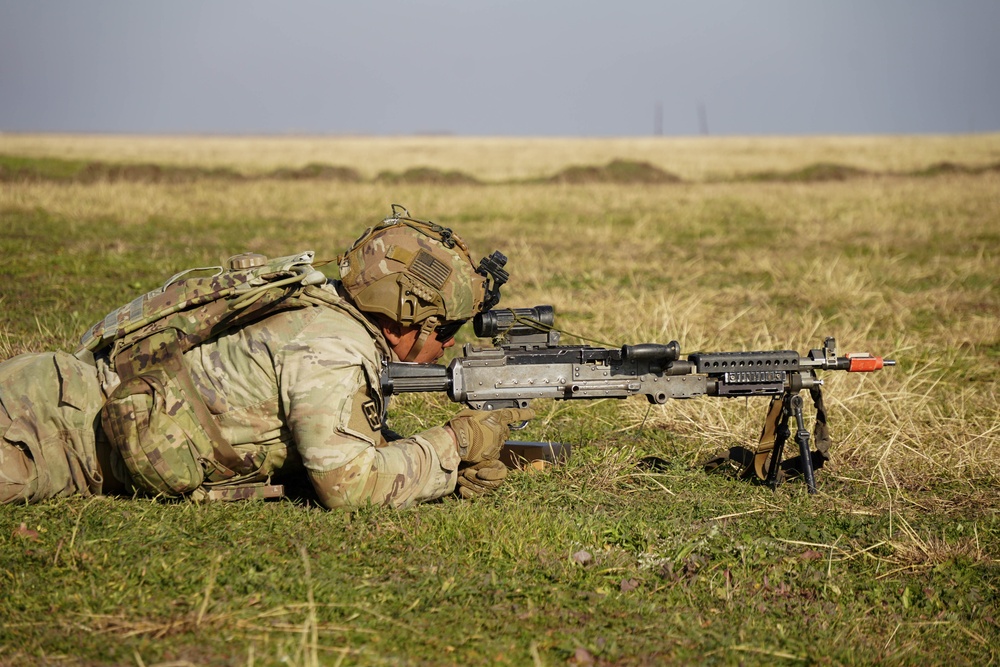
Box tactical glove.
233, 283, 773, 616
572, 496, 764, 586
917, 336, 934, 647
455, 459, 508, 499
447, 407, 536, 462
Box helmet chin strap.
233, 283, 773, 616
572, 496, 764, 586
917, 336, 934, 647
403, 316, 440, 362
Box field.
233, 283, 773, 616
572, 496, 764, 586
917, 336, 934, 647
1, 133, 998, 666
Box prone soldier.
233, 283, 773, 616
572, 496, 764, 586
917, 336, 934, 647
0, 209, 532, 508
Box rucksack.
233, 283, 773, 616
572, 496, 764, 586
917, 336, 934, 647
77, 251, 334, 498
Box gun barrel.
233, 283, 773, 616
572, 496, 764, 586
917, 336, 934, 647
382, 362, 450, 395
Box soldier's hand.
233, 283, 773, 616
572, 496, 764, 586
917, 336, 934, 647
455, 459, 508, 499
447, 407, 535, 462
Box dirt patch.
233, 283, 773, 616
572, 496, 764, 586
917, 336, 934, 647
77, 162, 362, 183
0, 155, 367, 184
547, 159, 682, 184
268, 163, 361, 181
908, 161, 1000, 177
747, 162, 871, 183
73, 162, 245, 184
910, 161, 973, 177
375, 167, 480, 185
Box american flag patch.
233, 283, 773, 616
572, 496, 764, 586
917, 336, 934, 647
409, 250, 452, 289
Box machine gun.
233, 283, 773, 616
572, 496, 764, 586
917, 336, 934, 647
381, 305, 894, 493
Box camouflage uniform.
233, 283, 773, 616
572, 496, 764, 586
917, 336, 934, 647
148, 284, 460, 508
0, 284, 459, 508
0, 352, 104, 504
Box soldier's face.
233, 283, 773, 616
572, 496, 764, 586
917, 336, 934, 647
415, 329, 455, 363
385, 324, 456, 363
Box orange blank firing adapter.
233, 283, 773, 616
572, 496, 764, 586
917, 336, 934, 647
846, 353, 895, 372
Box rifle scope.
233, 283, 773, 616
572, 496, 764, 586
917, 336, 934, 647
474, 305, 555, 339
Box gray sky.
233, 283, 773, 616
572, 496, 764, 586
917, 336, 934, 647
1, 0, 998, 136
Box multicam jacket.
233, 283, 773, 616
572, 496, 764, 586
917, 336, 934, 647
171, 288, 460, 508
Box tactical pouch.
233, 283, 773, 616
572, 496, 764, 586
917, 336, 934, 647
101, 370, 211, 496
99, 330, 253, 497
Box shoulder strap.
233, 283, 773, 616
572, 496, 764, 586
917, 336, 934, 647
113, 327, 254, 475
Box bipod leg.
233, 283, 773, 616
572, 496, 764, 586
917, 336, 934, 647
764, 393, 792, 490
790, 394, 817, 494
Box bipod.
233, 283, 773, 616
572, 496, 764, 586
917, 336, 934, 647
764, 392, 818, 494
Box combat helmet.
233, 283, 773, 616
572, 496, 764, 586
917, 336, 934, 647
339, 205, 508, 360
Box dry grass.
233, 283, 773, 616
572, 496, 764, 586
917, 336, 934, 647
3, 132, 1000, 181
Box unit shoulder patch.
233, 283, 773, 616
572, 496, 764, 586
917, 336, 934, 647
362, 400, 382, 430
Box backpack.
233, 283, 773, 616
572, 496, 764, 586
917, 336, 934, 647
78, 251, 333, 498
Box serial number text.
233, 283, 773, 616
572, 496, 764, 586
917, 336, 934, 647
723, 370, 786, 384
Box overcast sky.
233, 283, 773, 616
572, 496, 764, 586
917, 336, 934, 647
1, 1, 998, 136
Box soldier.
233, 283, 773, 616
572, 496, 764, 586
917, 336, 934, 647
0, 211, 533, 508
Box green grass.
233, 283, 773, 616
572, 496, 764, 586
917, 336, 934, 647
0, 154, 92, 181
1, 150, 999, 665
3, 453, 997, 665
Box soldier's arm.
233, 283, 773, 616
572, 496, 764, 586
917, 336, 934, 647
277, 328, 460, 509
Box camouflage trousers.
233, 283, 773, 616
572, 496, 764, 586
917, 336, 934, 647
0, 352, 105, 504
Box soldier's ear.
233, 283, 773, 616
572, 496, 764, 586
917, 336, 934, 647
375, 315, 404, 345
382, 325, 403, 346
